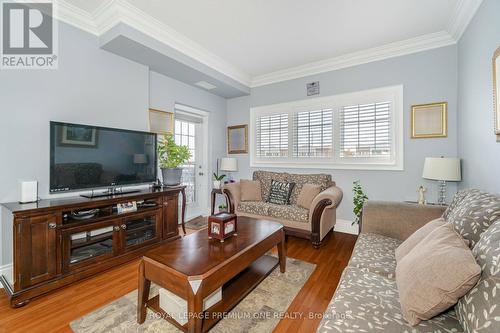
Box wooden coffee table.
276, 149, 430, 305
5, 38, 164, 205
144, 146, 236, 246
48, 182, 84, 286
137, 217, 286, 333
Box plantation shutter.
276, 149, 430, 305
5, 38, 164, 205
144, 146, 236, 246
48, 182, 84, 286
339, 102, 391, 158
256, 114, 288, 157
293, 109, 333, 157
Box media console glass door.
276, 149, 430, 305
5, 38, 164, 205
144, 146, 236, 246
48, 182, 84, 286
62, 220, 121, 273
120, 211, 162, 252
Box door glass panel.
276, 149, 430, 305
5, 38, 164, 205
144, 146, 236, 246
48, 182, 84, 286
124, 215, 156, 247
69, 226, 113, 264
174, 119, 196, 204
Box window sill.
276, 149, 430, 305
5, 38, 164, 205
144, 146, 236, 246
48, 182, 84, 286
250, 161, 404, 171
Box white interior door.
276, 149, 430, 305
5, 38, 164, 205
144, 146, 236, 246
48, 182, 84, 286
174, 111, 208, 219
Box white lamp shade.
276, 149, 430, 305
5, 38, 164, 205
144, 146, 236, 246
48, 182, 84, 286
423, 157, 461, 181
220, 158, 238, 172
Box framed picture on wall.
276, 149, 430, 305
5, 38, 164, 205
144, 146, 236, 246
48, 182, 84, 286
493, 46, 500, 141
227, 124, 248, 154
411, 102, 448, 138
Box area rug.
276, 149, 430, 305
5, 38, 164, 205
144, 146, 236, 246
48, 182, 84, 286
184, 216, 208, 230
70, 257, 315, 333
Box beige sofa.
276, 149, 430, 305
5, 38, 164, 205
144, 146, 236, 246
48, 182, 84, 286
223, 171, 343, 248
317, 189, 500, 333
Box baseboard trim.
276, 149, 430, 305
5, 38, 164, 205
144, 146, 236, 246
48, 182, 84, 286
334, 219, 359, 235
0, 263, 13, 288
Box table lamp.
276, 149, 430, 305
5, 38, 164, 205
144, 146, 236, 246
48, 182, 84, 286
422, 157, 461, 205
220, 158, 238, 182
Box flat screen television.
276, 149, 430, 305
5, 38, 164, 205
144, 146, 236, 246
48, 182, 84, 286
50, 121, 157, 193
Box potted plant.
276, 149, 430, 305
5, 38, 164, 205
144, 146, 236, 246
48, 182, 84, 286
213, 173, 226, 189
212, 159, 226, 189
218, 203, 228, 212
352, 180, 368, 227
158, 135, 192, 186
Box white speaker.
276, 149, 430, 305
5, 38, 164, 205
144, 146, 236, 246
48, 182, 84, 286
20, 181, 38, 204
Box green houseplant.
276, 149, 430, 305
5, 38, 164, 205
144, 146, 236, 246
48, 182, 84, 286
218, 203, 228, 212
353, 180, 368, 226
158, 136, 192, 186
213, 172, 226, 189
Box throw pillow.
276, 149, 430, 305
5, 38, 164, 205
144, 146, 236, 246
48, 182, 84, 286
444, 189, 500, 248
395, 218, 447, 262
267, 180, 295, 205
455, 219, 500, 333
396, 224, 481, 326
240, 180, 262, 202
296, 184, 322, 209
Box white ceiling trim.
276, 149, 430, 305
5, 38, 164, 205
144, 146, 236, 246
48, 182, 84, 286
250, 31, 456, 87
93, 0, 251, 86
446, 0, 483, 40
41, 0, 251, 86
34, 0, 483, 90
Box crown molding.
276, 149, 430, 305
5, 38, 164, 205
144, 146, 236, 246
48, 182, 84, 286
250, 31, 456, 87
37, 0, 483, 91
41, 0, 251, 87
92, 0, 251, 86
446, 0, 483, 40
14, 0, 98, 34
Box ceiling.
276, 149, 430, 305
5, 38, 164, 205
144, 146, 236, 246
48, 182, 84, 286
58, 0, 482, 88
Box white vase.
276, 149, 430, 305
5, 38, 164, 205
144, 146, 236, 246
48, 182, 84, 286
213, 180, 221, 189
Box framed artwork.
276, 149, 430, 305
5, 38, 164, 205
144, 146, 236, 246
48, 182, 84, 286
59, 124, 98, 147
227, 124, 248, 154
149, 108, 174, 136
411, 102, 448, 138
493, 46, 500, 141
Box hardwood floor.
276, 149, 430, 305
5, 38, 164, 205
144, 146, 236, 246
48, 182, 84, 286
0, 229, 357, 333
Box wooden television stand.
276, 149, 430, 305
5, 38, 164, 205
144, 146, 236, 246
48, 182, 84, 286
0, 186, 186, 308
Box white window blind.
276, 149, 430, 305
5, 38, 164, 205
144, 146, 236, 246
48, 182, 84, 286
293, 109, 333, 157
250, 85, 403, 170
256, 113, 288, 157
339, 102, 391, 158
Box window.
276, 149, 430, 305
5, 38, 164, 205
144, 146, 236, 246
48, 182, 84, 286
250, 85, 403, 170
339, 102, 391, 158
256, 113, 288, 158
293, 109, 333, 158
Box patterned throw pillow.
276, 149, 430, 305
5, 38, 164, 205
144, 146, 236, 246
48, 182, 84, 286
455, 220, 500, 333
444, 189, 500, 248
267, 180, 295, 205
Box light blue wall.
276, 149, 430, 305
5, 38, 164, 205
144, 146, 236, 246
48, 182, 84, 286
457, 0, 500, 193
0, 22, 227, 266
227, 46, 459, 221
149, 71, 228, 203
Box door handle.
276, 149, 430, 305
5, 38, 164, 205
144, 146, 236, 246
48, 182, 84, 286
198, 172, 204, 176
48, 222, 57, 229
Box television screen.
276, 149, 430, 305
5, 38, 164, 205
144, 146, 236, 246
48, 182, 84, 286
50, 122, 157, 193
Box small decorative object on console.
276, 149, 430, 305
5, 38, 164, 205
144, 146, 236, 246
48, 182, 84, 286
117, 201, 137, 214
208, 212, 237, 242
417, 185, 427, 205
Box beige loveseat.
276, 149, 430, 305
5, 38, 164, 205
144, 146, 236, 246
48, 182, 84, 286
223, 171, 343, 248
317, 189, 500, 333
